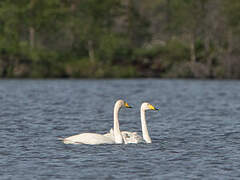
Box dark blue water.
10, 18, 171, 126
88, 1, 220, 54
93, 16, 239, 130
1, 79, 240, 179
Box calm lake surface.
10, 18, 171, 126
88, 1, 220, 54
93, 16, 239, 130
1, 79, 240, 179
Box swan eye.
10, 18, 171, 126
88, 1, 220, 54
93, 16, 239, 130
124, 102, 132, 108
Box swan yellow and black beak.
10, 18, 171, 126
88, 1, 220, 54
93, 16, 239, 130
124, 102, 132, 108
148, 104, 159, 111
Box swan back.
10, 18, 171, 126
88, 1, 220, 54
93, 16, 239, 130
63, 133, 115, 145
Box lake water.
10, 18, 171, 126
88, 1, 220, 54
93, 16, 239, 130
1, 79, 240, 179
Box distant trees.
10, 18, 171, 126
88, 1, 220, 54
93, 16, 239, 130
138, 0, 240, 78
0, 0, 239, 78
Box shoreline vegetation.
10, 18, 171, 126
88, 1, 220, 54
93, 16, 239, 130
0, 0, 240, 79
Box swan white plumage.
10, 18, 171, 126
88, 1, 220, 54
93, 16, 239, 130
105, 102, 158, 144
62, 99, 132, 145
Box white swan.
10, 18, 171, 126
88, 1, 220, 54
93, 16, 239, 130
105, 102, 158, 144
62, 99, 132, 145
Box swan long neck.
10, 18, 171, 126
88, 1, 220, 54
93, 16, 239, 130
113, 103, 123, 144
141, 107, 152, 143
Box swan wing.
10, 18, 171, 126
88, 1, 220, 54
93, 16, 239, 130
104, 128, 114, 136
104, 129, 144, 144
63, 133, 115, 145
103, 128, 115, 141
121, 131, 144, 144
104, 128, 130, 144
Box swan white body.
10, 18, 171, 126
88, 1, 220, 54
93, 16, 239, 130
63, 133, 115, 145
105, 102, 158, 144
62, 100, 131, 145
104, 128, 143, 144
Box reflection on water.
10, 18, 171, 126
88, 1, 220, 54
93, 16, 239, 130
1, 79, 240, 179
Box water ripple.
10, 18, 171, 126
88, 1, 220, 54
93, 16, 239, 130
1, 79, 240, 179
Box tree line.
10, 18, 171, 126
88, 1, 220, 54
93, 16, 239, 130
0, 0, 239, 78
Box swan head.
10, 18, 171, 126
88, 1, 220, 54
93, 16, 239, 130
115, 99, 132, 108
141, 102, 158, 111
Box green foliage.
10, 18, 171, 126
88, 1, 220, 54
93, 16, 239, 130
195, 39, 205, 62
97, 34, 131, 64
163, 39, 189, 62
65, 59, 97, 78
64, 58, 137, 78
156, 39, 190, 76
133, 45, 162, 60
0, 0, 240, 78
223, 0, 240, 31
